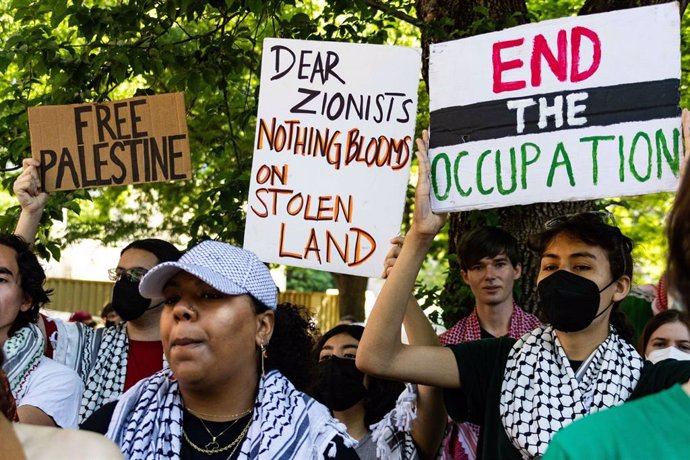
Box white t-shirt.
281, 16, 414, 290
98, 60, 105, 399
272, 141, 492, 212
16, 357, 83, 429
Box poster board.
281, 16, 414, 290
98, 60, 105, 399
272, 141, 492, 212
429, 3, 681, 212
244, 38, 421, 278
28, 92, 191, 192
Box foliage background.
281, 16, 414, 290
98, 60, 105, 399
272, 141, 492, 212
0, 0, 686, 323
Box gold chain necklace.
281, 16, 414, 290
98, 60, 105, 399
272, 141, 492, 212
199, 417, 242, 450
183, 413, 252, 455
186, 406, 253, 421
224, 418, 252, 460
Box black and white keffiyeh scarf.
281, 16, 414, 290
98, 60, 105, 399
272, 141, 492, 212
106, 368, 355, 460
370, 383, 421, 460
79, 325, 129, 422
2, 324, 44, 401
499, 325, 643, 459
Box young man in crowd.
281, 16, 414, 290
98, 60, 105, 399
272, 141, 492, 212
385, 227, 540, 459
13, 159, 181, 421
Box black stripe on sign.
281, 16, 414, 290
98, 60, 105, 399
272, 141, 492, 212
429, 78, 680, 149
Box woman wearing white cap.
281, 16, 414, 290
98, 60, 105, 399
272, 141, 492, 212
81, 240, 357, 460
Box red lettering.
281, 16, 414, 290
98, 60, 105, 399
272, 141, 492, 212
531, 30, 568, 87
492, 38, 526, 93
571, 26, 601, 83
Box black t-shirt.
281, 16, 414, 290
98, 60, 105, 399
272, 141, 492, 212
443, 337, 690, 460
81, 401, 360, 459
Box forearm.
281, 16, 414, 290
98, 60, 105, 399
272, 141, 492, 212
14, 208, 42, 246
357, 229, 435, 374
402, 295, 439, 347
411, 384, 447, 460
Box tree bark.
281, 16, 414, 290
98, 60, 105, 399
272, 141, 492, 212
333, 273, 369, 322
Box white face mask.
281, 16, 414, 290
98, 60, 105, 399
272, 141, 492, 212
646, 346, 690, 364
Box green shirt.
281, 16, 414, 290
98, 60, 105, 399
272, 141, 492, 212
543, 383, 690, 460
444, 339, 690, 460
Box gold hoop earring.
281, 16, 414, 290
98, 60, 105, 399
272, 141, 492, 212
260, 342, 268, 376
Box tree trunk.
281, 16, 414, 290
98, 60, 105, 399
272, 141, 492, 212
333, 273, 369, 322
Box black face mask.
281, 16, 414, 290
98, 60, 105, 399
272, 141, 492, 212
111, 278, 152, 322
538, 270, 616, 332
314, 356, 367, 412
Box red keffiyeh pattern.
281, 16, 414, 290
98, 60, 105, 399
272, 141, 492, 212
439, 303, 541, 460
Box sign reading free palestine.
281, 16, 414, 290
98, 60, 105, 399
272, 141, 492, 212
428, 2, 682, 212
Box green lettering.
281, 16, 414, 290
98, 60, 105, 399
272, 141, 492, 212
580, 135, 615, 185
655, 128, 680, 178
431, 152, 451, 201
496, 148, 517, 195
453, 151, 472, 197
629, 131, 652, 182
520, 142, 540, 190
547, 142, 575, 187
477, 149, 494, 195
618, 135, 625, 182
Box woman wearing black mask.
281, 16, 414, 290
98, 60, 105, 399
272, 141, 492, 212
314, 323, 445, 460
357, 131, 690, 460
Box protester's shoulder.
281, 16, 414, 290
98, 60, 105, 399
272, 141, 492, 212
633, 359, 690, 399
80, 400, 117, 434
14, 423, 124, 460
32, 356, 81, 386
446, 336, 517, 364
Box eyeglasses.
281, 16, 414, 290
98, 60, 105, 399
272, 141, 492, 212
107, 267, 149, 283
544, 211, 617, 229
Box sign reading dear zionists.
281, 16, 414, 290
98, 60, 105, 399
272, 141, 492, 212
28, 92, 191, 192
428, 3, 681, 212
244, 38, 421, 278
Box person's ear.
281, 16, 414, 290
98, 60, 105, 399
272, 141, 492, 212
19, 294, 32, 313
255, 309, 275, 347
460, 270, 469, 284
513, 263, 522, 280
611, 275, 631, 302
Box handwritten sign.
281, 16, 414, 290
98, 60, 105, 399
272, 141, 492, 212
429, 3, 681, 212
28, 92, 191, 192
244, 38, 421, 278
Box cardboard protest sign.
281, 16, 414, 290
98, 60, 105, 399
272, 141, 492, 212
28, 92, 191, 192
244, 38, 421, 278
429, 3, 681, 212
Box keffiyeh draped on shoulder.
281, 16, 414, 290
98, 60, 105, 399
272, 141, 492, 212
106, 369, 355, 460
2, 324, 44, 402
500, 325, 643, 459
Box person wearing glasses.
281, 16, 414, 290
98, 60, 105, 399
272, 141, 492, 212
12, 159, 181, 421
356, 131, 690, 460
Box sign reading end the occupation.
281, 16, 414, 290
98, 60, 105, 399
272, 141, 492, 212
428, 3, 682, 212
28, 92, 192, 192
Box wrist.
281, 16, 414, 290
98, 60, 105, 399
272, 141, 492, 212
406, 227, 437, 247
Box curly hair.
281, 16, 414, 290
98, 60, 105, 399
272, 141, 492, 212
528, 213, 635, 342
251, 299, 319, 393
312, 324, 405, 427
0, 234, 52, 337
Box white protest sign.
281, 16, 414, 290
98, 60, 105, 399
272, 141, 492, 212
429, 2, 681, 212
244, 38, 421, 277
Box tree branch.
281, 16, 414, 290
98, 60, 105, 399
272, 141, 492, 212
361, 0, 425, 28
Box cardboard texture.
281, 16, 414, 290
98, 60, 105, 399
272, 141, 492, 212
28, 92, 191, 192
